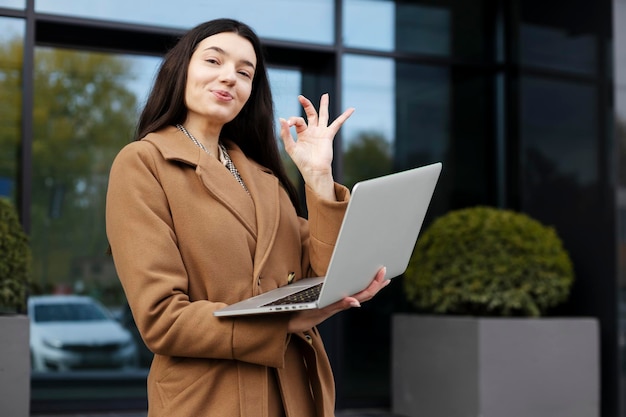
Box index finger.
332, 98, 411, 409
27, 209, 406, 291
298, 95, 319, 126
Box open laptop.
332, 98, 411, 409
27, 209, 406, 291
213, 162, 442, 317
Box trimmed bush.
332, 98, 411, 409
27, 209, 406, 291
404, 206, 574, 317
0, 198, 32, 313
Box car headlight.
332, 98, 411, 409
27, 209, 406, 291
42, 338, 64, 349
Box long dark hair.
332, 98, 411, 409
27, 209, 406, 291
136, 18, 301, 214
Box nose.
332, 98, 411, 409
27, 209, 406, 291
219, 64, 237, 85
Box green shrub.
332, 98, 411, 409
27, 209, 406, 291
0, 198, 32, 313
404, 206, 574, 317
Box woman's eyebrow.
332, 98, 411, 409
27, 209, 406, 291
203, 46, 256, 70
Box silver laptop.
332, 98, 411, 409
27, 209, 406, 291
213, 162, 442, 317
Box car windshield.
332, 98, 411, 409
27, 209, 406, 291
34, 302, 110, 323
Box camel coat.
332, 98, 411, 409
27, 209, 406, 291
105, 126, 349, 417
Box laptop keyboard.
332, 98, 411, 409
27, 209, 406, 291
262, 283, 323, 306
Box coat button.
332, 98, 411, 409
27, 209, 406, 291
257, 277, 261, 286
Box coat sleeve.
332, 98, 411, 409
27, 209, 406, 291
301, 184, 350, 278
106, 142, 293, 368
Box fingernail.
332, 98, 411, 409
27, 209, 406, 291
350, 300, 361, 308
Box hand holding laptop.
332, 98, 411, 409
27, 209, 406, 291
286, 267, 389, 333
213, 162, 442, 318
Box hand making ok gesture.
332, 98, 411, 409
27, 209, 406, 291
279, 93, 354, 201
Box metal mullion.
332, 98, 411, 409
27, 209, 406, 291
19, 0, 34, 232
0, 6, 26, 18
33, 11, 183, 40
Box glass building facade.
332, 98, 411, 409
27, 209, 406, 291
1, 0, 624, 414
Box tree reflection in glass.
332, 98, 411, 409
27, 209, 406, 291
27, 48, 160, 369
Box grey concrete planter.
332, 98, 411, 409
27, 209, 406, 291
0, 315, 30, 417
392, 314, 599, 417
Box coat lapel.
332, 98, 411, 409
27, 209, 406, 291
195, 150, 257, 236
227, 145, 281, 287
147, 127, 257, 236
146, 128, 282, 290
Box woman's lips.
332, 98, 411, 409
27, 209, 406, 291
213, 90, 233, 101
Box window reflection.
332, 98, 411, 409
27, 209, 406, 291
520, 76, 597, 241
26, 51, 303, 376
340, 56, 492, 402
395, 2, 450, 55
31, 47, 161, 374
520, 77, 597, 188
395, 62, 449, 169
0, 17, 23, 201
29, 295, 138, 372
519, 3, 597, 74
520, 24, 596, 74
268, 67, 303, 187
343, 0, 490, 61
341, 55, 394, 189
340, 54, 397, 404
342, 55, 492, 205
35, 0, 334, 45
343, 0, 394, 51
0, 0, 24, 9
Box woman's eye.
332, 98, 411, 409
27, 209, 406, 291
238, 71, 252, 79
206, 58, 219, 64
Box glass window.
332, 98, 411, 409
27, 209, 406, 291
519, 76, 597, 229
0, 0, 24, 8
25, 47, 310, 410
343, 0, 395, 51
340, 53, 493, 405
519, 3, 597, 74
30, 44, 160, 380
343, 54, 492, 207
341, 53, 395, 405
520, 77, 597, 190
341, 55, 394, 189
26, 44, 308, 409
268, 67, 303, 186
35, 0, 334, 45
343, 0, 492, 61
0, 17, 24, 202
395, 60, 492, 208
26, 52, 300, 349
394, 62, 449, 169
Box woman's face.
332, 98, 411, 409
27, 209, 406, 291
184, 32, 257, 127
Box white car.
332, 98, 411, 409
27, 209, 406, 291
29, 295, 138, 372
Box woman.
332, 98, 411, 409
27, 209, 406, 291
106, 18, 389, 417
